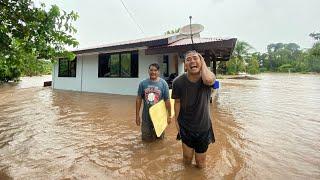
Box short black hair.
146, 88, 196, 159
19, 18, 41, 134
149, 63, 160, 70
184, 50, 198, 57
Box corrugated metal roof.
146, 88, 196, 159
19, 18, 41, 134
73, 33, 179, 52
72, 33, 236, 58
145, 37, 237, 58
168, 37, 232, 46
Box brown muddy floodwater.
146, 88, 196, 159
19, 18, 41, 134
0, 74, 319, 179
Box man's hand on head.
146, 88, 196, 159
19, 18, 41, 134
198, 53, 206, 70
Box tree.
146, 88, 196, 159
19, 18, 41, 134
310, 32, 320, 41
0, 0, 78, 82
226, 56, 245, 75
258, 52, 268, 72
309, 31, 320, 57
225, 41, 253, 74
309, 43, 320, 57
233, 41, 253, 59
164, 28, 180, 35
264, 42, 303, 72
307, 31, 320, 72
247, 53, 260, 74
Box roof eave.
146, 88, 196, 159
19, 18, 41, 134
145, 38, 237, 60
72, 38, 169, 55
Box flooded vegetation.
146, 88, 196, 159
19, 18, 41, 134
0, 74, 319, 179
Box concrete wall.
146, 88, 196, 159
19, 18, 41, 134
52, 58, 82, 91
52, 49, 183, 95
168, 53, 185, 76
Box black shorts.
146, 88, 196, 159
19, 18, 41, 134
177, 125, 215, 153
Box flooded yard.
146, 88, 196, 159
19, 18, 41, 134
0, 74, 319, 179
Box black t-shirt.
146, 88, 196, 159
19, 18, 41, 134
171, 73, 212, 132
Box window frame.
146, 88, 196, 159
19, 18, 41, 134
58, 57, 77, 77
98, 50, 139, 78
162, 55, 169, 77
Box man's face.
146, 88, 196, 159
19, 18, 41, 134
148, 66, 159, 80
185, 52, 202, 75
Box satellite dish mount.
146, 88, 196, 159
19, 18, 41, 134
189, 16, 194, 44
179, 17, 204, 50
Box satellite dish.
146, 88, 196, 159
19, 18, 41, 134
179, 24, 204, 35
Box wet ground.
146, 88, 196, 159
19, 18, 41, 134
0, 74, 319, 179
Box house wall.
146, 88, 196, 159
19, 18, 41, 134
158, 53, 184, 77
52, 58, 82, 91
81, 51, 160, 95
178, 56, 185, 75
53, 50, 183, 95
168, 53, 185, 75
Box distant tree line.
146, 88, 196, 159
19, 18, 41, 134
218, 32, 320, 75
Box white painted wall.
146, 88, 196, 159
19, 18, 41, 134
168, 54, 176, 75
81, 51, 159, 95
52, 49, 184, 96
52, 58, 82, 91
178, 56, 185, 75
168, 53, 184, 76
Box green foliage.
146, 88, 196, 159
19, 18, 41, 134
0, 0, 78, 82
310, 32, 320, 41
21, 58, 52, 76
247, 54, 260, 74
289, 51, 307, 72
222, 37, 320, 74
306, 32, 320, 72
224, 41, 257, 75
264, 43, 300, 71
260, 42, 303, 72
0, 55, 21, 82
225, 57, 237, 75
233, 41, 253, 59
216, 61, 227, 74
258, 32, 320, 73
259, 67, 267, 72
226, 57, 245, 75
165, 28, 180, 35
278, 64, 292, 72
306, 53, 320, 73
309, 42, 320, 57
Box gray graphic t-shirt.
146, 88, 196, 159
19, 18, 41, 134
137, 78, 169, 126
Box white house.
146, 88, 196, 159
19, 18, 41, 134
52, 33, 236, 95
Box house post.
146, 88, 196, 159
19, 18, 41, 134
204, 50, 211, 68
212, 55, 217, 75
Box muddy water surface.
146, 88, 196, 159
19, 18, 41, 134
0, 74, 319, 179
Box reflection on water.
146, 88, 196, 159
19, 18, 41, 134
0, 74, 319, 179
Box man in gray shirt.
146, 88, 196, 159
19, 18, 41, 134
172, 50, 215, 168
136, 63, 172, 142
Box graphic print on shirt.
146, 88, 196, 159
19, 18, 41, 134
144, 86, 161, 106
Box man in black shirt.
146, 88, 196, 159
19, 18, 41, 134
172, 50, 215, 168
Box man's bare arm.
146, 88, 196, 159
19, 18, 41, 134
174, 99, 181, 132
135, 96, 142, 126
165, 99, 172, 124
199, 53, 216, 86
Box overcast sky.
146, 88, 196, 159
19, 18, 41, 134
38, 0, 320, 52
